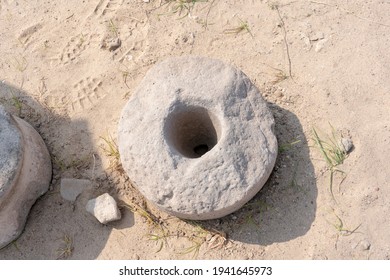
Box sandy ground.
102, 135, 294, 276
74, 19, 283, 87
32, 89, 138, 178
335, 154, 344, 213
0, 0, 390, 260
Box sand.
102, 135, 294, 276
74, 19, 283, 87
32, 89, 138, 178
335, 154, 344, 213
0, 0, 389, 260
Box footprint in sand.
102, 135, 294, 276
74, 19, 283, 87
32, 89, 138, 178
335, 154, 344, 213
91, 0, 124, 19
60, 76, 107, 115
48, 33, 98, 66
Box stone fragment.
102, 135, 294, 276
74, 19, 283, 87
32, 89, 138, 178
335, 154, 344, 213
0, 107, 22, 200
340, 137, 353, 154
86, 193, 121, 224
108, 38, 121, 51
359, 240, 371, 251
100, 36, 121, 51
0, 105, 52, 249
118, 56, 278, 220
60, 178, 91, 202
315, 38, 328, 52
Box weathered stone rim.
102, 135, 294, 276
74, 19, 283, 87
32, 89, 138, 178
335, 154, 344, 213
118, 56, 278, 220
0, 106, 23, 204
0, 113, 52, 249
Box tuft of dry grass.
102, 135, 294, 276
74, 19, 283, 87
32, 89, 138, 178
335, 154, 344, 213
279, 139, 301, 153
312, 125, 347, 202
100, 134, 123, 172
223, 16, 253, 37
121, 198, 162, 228
56, 234, 73, 259
325, 209, 362, 236
159, 0, 208, 19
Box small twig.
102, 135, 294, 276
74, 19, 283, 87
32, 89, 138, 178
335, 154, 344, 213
273, 5, 293, 80
203, 0, 217, 29
223, 16, 253, 38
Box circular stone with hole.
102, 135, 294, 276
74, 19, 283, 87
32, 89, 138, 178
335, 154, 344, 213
0, 105, 52, 249
118, 56, 277, 220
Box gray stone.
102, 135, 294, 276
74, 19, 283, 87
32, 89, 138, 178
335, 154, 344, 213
340, 137, 353, 154
108, 37, 121, 51
60, 178, 91, 202
86, 193, 121, 224
0, 105, 52, 249
0, 106, 22, 201
118, 56, 278, 220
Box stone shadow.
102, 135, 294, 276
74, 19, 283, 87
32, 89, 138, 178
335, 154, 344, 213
0, 81, 132, 259
200, 104, 317, 246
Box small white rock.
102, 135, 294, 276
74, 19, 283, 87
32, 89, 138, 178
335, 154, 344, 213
340, 137, 353, 153
60, 178, 91, 202
359, 240, 371, 251
86, 193, 121, 224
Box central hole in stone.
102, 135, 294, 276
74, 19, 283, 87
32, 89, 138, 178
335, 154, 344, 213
165, 106, 221, 159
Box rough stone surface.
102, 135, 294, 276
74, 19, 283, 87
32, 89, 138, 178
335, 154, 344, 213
60, 178, 91, 202
86, 193, 121, 224
340, 137, 353, 154
0, 105, 52, 249
118, 56, 278, 220
0, 106, 23, 202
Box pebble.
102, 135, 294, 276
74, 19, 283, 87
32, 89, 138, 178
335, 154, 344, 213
86, 193, 121, 224
60, 178, 91, 202
108, 38, 121, 51
359, 240, 371, 251
340, 138, 353, 153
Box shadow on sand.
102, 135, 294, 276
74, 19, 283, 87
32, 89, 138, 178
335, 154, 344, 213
0, 81, 133, 259
198, 104, 317, 247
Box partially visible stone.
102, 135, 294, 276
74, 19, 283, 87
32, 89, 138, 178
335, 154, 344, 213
0, 106, 22, 201
315, 38, 328, 52
301, 34, 311, 50
108, 37, 121, 51
359, 240, 371, 251
60, 178, 91, 202
0, 105, 52, 249
118, 56, 277, 220
340, 137, 353, 154
86, 193, 121, 224
100, 36, 121, 51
